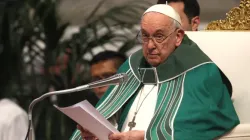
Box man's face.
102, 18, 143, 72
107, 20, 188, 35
90, 59, 118, 98
168, 2, 199, 31
140, 12, 183, 67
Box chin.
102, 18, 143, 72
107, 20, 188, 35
147, 59, 160, 67
95, 93, 104, 99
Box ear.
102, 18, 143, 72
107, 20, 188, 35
191, 16, 200, 31
175, 29, 185, 47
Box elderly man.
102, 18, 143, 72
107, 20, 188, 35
71, 4, 239, 140
157, 0, 200, 31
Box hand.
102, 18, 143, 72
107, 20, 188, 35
109, 130, 144, 140
77, 124, 99, 140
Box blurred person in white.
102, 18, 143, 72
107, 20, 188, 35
0, 98, 28, 140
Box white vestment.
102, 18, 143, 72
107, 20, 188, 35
121, 84, 158, 132
0, 99, 29, 140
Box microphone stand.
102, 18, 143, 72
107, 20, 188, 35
27, 85, 89, 140
25, 73, 128, 140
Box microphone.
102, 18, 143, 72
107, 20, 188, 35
25, 73, 128, 140
77, 73, 128, 90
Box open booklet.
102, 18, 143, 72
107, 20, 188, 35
54, 100, 119, 140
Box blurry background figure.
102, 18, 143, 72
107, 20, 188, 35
57, 51, 127, 108
90, 51, 127, 99
157, 0, 200, 31
0, 98, 28, 140
55, 51, 126, 140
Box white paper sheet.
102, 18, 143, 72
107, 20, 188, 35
54, 100, 118, 140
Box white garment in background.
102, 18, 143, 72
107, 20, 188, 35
121, 84, 158, 132
0, 99, 28, 140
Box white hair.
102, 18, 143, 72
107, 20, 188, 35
172, 19, 182, 29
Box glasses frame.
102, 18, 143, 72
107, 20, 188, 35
136, 28, 177, 44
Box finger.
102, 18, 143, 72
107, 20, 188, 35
109, 133, 122, 140
83, 136, 97, 140
77, 124, 83, 130
77, 124, 88, 132
77, 125, 91, 134
77, 125, 95, 138
83, 132, 94, 137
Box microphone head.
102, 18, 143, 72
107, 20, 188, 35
117, 73, 129, 83
88, 73, 128, 89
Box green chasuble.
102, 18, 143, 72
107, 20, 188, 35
70, 35, 239, 140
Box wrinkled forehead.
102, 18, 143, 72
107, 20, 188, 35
140, 12, 174, 32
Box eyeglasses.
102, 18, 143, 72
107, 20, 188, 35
136, 28, 177, 44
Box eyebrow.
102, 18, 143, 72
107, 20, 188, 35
141, 28, 166, 33
154, 29, 165, 34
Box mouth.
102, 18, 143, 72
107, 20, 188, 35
148, 53, 159, 56
147, 54, 159, 59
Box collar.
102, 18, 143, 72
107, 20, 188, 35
129, 34, 212, 83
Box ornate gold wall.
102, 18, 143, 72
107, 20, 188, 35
206, 0, 250, 30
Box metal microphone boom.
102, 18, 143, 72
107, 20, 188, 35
25, 73, 128, 140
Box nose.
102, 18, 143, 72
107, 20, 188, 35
147, 38, 156, 50
93, 86, 108, 98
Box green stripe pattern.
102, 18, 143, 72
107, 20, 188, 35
97, 69, 141, 119
70, 72, 185, 140
146, 74, 185, 140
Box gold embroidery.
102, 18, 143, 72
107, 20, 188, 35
205, 0, 250, 30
